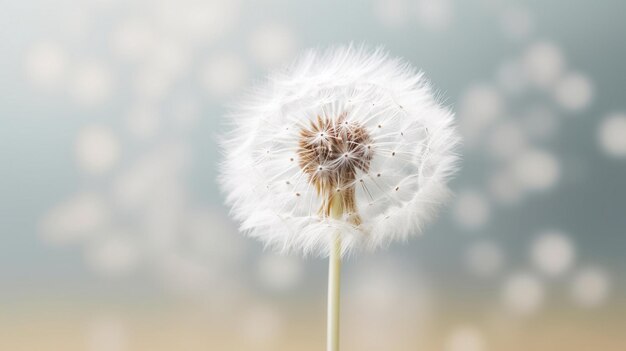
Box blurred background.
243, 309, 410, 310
1, 0, 625, 350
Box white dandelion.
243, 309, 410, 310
219, 45, 459, 351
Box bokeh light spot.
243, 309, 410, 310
598, 113, 626, 157
502, 272, 545, 315
75, 125, 121, 174
531, 231, 575, 276
571, 267, 611, 308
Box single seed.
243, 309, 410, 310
296, 193, 301, 196
377, 173, 381, 177
395, 186, 399, 191
392, 152, 396, 156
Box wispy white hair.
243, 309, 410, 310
220, 45, 460, 257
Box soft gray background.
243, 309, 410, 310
1, 0, 625, 350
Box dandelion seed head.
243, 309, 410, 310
220, 45, 460, 257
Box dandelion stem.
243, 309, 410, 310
327, 195, 343, 351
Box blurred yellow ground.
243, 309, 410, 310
2, 298, 625, 351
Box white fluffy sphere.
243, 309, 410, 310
220, 46, 459, 257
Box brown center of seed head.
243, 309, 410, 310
297, 113, 373, 225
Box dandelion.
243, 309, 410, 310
220, 45, 459, 350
